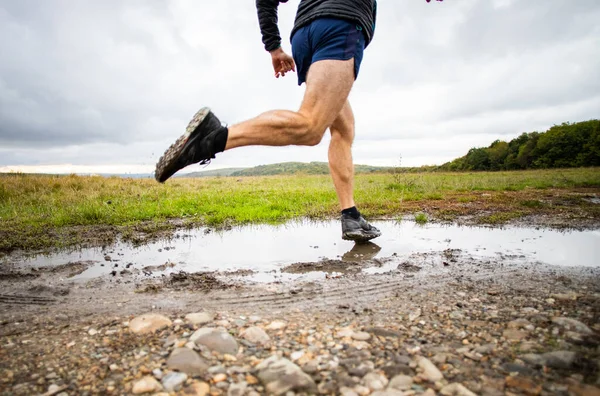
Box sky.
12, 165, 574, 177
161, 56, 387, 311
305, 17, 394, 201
1, 0, 599, 174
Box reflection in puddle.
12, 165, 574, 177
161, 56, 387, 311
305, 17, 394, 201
5, 221, 599, 282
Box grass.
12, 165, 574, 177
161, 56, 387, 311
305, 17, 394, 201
1, 168, 599, 252
414, 213, 428, 224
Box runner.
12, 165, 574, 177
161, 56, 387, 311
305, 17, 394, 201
155, 0, 383, 241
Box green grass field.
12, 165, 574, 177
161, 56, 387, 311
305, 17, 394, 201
1, 168, 599, 253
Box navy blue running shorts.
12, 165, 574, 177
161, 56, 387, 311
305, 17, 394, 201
291, 18, 366, 86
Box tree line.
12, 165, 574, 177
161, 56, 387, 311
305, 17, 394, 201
440, 119, 600, 171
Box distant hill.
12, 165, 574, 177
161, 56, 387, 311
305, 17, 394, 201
180, 168, 245, 178
181, 162, 394, 177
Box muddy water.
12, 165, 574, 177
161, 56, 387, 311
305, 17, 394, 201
6, 221, 599, 281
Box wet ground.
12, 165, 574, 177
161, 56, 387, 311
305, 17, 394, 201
2, 220, 599, 283
1, 220, 599, 395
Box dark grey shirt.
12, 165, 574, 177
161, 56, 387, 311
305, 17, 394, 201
256, 0, 377, 52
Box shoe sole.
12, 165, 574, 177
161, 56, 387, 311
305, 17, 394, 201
342, 231, 382, 242
155, 107, 211, 183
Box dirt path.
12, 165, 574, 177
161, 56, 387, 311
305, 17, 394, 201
1, 240, 599, 395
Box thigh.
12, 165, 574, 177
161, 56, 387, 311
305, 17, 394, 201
298, 58, 355, 132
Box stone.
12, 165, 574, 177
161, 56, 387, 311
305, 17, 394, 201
418, 357, 443, 382
162, 372, 188, 392
501, 363, 535, 376
336, 328, 355, 338
505, 375, 542, 395
371, 391, 405, 396
129, 314, 172, 334
266, 320, 287, 330
440, 383, 478, 396
256, 356, 317, 395
340, 387, 359, 396
551, 317, 593, 335
352, 331, 371, 341
503, 329, 527, 341
507, 319, 532, 329
409, 308, 421, 322
167, 348, 209, 376
354, 385, 371, 396
551, 293, 578, 301
181, 382, 210, 396
474, 344, 495, 354
213, 373, 227, 383
241, 326, 271, 345
132, 376, 163, 394
191, 327, 238, 355
152, 369, 163, 379
363, 372, 388, 391
569, 384, 600, 396
388, 374, 413, 391
521, 351, 577, 369
228, 381, 248, 396
302, 360, 319, 374
185, 313, 213, 326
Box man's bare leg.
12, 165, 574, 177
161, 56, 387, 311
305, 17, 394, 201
225, 59, 355, 150
328, 101, 355, 210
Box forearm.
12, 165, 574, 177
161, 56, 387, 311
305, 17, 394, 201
256, 0, 284, 52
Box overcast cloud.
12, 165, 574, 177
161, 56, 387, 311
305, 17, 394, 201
1, 0, 599, 173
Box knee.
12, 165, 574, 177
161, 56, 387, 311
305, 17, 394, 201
300, 117, 327, 146
304, 126, 327, 146
330, 125, 355, 144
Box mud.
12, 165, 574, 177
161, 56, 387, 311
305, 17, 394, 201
1, 219, 599, 394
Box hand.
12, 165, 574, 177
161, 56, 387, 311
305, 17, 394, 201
270, 47, 295, 78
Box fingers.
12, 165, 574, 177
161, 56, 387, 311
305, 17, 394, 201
273, 57, 296, 79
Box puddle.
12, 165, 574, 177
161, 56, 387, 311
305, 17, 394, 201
4, 221, 599, 282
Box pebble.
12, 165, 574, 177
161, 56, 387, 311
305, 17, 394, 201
167, 347, 209, 375
388, 374, 413, 391
363, 372, 388, 391
190, 327, 238, 355
507, 318, 531, 329
129, 313, 172, 334
228, 381, 248, 396
256, 356, 316, 395
182, 381, 210, 396
185, 312, 213, 325
520, 350, 577, 369
371, 391, 405, 396
352, 331, 371, 341
340, 387, 359, 396
440, 383, 477, 396
409, 308, 421, 322
505, 375, 542, 395
132, 376, 163, 394
152, 368, 163, 379
418, 357, 444, 382
241, 326, 271, 345
551, 317, 593, 335
354, 385, 371, 396
213, 373, 227, 383
266, 320, 287, 330
161, 371, 188, 392
336, 327, 355, 338
502, 329, 528, 341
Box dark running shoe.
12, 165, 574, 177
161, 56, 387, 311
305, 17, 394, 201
155, 107, 224, 183
341, 214, 382, 242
